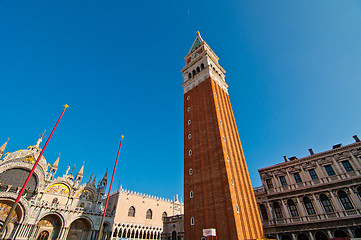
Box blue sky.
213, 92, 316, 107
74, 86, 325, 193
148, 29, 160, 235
1, 1, 361, 200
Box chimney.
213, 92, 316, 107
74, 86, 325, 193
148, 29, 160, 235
308, 148, 314, 155
333, 144, 342, 149
289, 156, 298, 161
353, 135, 360, 142
283, 156, 288, 162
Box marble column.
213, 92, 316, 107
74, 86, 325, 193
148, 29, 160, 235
329, 191, 343, 213
296, 197, 307, 216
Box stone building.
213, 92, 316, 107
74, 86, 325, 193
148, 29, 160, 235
106, 188, 183, 240
255, 135, 361, 240
161, 214, 184, 240
0, 137, 113, 240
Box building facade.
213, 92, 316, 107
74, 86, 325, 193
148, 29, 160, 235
181, 32, 263, 239
255, 136, 361, 240
106, 188, 183, 240
0, 137, 113, 240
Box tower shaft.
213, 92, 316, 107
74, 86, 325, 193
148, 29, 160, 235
182, 33, 263, 239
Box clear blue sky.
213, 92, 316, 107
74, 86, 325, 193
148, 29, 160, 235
1, 1, 361, 200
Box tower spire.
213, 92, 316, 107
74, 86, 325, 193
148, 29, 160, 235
75, 162, 84, 183
0, 138, 9, 159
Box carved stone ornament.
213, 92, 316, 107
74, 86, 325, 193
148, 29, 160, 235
318, 158, 333, 166
302, 161, 316, 170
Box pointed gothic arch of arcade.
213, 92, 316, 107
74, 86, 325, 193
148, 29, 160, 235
66, 218, 92, 240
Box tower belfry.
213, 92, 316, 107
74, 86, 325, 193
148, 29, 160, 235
181, 32, 263, 239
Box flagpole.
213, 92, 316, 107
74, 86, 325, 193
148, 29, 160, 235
0, 104, 69, 239
97, 135, 124, 240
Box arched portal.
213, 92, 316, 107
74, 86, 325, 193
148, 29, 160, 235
334, 230, 348, 238
281, 235, 292, 240
37, 230, 49, 240
172, 231, 177, 240
355, 227, 361, 238
297, 233, 309, 240
66, 218, 91, 240
37, 214, 62, 240
315, 232, 328, 240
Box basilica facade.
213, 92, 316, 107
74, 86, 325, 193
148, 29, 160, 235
0, 137, 113, 240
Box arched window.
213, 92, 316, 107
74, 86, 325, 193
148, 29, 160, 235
287, 200, 299, 217
273, 202, 283, 219
190, 217, 195, 225
196, 67, 200, 73
128, 206, 135, 217
259, 204, 269, 220
162, 212, 167, 221
146, 209, 152, 219
320, 194, 334, 213
201, 63, 205, 69
192, 70, 196, 76
52, 198, 58, 205
188, 73, 191, 79
113, 229, 118, 237
303, 197, 316, 215
338, 190, 354, 210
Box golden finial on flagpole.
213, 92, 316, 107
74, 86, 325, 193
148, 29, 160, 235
121, 135, 124, 140
64, 104, 69, 109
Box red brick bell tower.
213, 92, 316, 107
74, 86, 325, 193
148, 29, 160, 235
181, 32, 263, 240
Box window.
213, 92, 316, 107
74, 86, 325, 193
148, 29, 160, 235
217, 105, 220, 110
303, 197, 316, 215
188, 120, 191, 125
187, 96, 190, 100
287, 200, 299, 217
279, 176, 287, 186
266, 179, 274, 189
259, 204, 269, 220
162, 212, 167, 221
188, 73, 191, 79
309, 169, 318, 180
236, 205, 240, 213
196, 67, 200, 73
190, 191, 193, 198
192, 70, 196, 76
226, 155, 230, 162
189, 168, 193, 175
146, 209, 153, 219
342, 161, 354, 172
188, 134, 192, 139
338, 190, 354, 210
201, 63, 205, 69
273, 202, 283, 219
187, 107, 191, 112
220, 120, 222, 125
231, 178, 234, 185
189, 150, 192, 156
223, 136, 226, 142
128, 206, 135, 217
320, 194, 334, 213
324, 165, 336, 176
190, 217, 195, 225
294, 173, 302, 183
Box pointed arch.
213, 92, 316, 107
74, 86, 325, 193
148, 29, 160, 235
128, 206, 135, 217
146, 209, 153, 219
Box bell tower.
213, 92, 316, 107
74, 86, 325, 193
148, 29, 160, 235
181, 32, 263, 239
